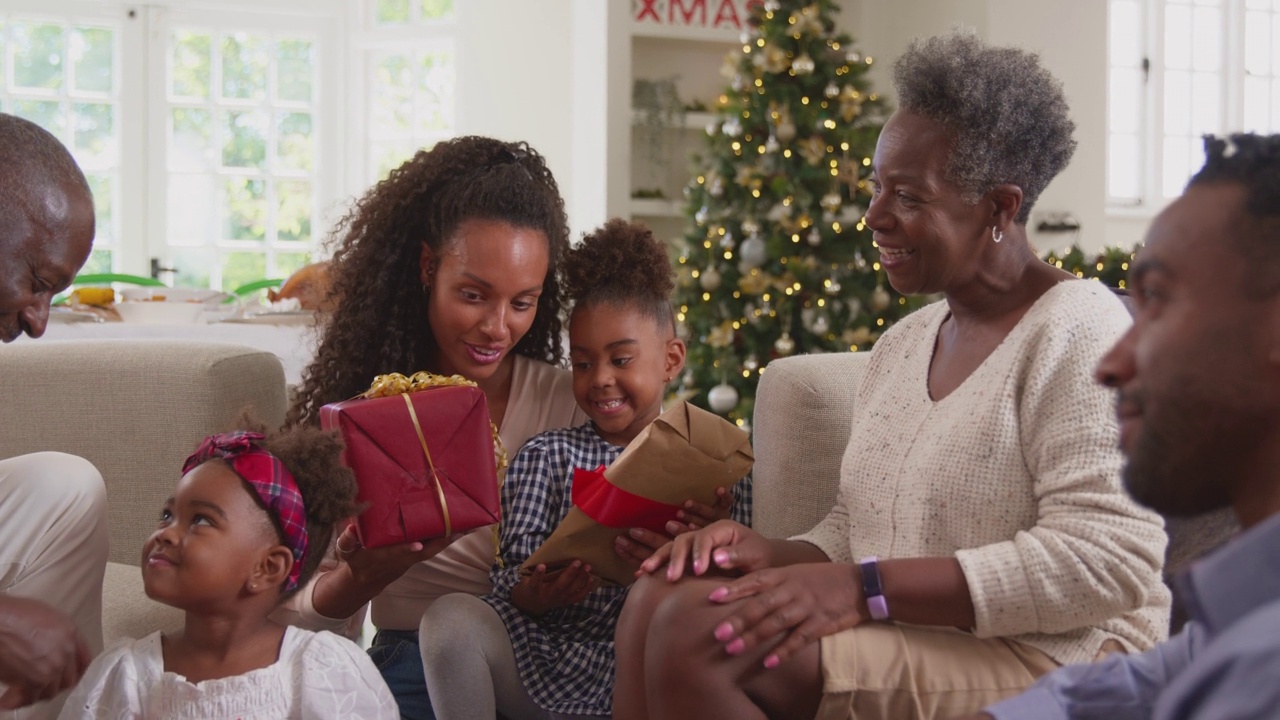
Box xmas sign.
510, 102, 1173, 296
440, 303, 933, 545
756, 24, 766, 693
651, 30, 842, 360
634, 0, 764, 31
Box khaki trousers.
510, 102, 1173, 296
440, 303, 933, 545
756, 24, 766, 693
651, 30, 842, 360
0, 452, 108, 720
816, 623, 1060, 720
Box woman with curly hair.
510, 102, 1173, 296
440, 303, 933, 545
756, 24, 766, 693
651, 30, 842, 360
419, 219, 750, 719
278, 136, 586, 718
613, 32, 1171, 720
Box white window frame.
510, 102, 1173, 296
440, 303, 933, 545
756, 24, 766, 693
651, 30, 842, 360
1107, 0, 1277, 216
1, 0, 346, 285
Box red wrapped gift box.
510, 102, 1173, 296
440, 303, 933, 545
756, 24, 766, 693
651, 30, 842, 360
320, 383, 500, 549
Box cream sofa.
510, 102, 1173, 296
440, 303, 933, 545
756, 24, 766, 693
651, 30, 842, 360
0, 339, 289, 644
751, 351, 1238, 629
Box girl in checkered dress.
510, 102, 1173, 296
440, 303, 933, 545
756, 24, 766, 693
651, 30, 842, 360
419, 220, 752, 718
60, 421, 397, 719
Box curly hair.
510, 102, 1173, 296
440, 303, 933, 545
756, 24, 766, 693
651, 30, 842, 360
563, 219, 675, 333
232, 414, 360, 601
288, 136, 570, 427
1190, 133, 1280, 298
892, 31, 1077, 224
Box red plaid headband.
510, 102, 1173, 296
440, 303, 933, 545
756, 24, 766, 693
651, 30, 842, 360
183, 430, 309, 593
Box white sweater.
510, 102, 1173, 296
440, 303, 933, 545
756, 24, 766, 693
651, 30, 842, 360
794, 280, 1171, 665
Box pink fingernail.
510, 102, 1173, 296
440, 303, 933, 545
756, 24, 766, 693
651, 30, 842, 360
693, 558, 704, 574
708, 586, 728, 602
713, 622, 735, 642
725, 638, 746, 655
763, 654, 780, 669
629, 527, 644, 539
713, 550, 730, 565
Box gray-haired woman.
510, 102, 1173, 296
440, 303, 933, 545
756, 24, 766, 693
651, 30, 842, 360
613, 32, 1171, 720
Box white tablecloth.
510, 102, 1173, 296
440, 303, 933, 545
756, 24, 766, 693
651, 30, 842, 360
21, 320, 319, 386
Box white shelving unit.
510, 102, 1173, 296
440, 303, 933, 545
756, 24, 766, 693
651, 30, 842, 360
624, 18, 742, 251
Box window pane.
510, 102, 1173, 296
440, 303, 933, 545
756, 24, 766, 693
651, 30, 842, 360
73, 103, 115, 168
277, 180, 312, 241
418, 49, 454, 133
1165, 5, 1192, 70
222, 110, 268, 169
373, 53, 415, 136
221, 33, 268, 101
276, 39, 313, 103
173, 247, 214, 289
86, 174, 114, 245
376, 0, 411, 24
1244, 76, 1271, 131
1245, 11, 1270, 75
12, 100, 65, 139
275, 251, 311, 278
1110, 0, 1142, 67
276, 112, 313, 172
81, 249, 112, 275
1109, 68, 1143, 133
371, 140, 420, 181
420, 0, 455, 21
168, 174, 216, 244
172, 31, 211, 99
1273, 12, 1280, 75
171, 108, 215, 171
1164, 70, 1191, 136
221, 251, 266, 292
71, 26, 113, 93
12, 22, 65, 90
1109, 133, 1141, 200
1191, 6, 1221, 72
224, 177, 267, 241
1191, 72, 1221, 134
1163, 136, 1195, 197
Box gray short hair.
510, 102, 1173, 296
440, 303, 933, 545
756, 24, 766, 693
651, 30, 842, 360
892, 32, 1076, 224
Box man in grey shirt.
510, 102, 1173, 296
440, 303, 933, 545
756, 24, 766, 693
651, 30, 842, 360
965, 133, 1280, 720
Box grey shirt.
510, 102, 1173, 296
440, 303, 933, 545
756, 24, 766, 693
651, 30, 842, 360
988, 511, 1280, 720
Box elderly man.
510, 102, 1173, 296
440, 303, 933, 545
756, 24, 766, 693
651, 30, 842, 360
0, 113, 107, 719
965, 133, 1280, 719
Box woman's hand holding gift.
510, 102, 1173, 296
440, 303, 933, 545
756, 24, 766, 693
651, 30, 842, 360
315, 524, 462, 618
512, 560, 601, 617
706, 562, 868, 669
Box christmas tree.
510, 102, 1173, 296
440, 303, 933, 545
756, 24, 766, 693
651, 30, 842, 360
673, 0, 917, 427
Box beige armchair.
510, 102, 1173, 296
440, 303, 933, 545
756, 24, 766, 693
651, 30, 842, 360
0, 339, 289, 644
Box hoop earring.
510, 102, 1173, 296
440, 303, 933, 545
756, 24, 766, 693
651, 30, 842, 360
991, 226, 1004, 243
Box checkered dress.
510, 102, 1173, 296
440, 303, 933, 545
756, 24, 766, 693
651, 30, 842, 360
483, 422, 752, 716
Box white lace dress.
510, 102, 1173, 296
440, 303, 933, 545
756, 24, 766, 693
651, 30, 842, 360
59, 626, 397, 719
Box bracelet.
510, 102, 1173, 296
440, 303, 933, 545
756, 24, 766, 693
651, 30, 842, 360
858, 556, 890, 621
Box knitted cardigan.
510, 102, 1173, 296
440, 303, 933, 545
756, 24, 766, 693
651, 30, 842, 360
794, 280, 1171, 665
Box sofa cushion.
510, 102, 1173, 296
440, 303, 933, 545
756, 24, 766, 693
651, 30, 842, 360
752, 352, 868, 539
0, 340, 288, 565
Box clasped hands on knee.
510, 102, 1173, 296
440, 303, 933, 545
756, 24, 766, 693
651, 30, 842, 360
635, 519, 868, 669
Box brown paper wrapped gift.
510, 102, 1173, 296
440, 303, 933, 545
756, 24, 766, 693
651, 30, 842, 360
522, 401, 753, 586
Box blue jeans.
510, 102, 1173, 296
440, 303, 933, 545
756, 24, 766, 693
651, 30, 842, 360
368, 629, 435, 720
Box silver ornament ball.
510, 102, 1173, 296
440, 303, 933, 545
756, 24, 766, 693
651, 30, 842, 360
707, 382, 740, 414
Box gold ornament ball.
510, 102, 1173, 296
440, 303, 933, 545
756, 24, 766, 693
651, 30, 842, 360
792, 53, 816, 75
871, 285, 891, 312
774, 332, 796, 356
700, 267, 723, 291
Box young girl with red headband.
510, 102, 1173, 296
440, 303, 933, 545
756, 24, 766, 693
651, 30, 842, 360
60, 422, 396, 719
418, 219, 752, 719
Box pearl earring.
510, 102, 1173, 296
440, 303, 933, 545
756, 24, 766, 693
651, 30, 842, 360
992, 226, 1004, 243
